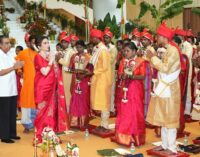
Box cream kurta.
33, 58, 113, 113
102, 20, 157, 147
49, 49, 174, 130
59, 48, 76, 109
107, 43, 117, 111
182, 41, 193, 110
108, 43, 117, 83
146, 44, 181, 128
90, 42, 112, 111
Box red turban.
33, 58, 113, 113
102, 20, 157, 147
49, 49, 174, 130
175, 27, 186, 36
132, 28, 141, 38
70, 34, 79, 41
59, 31, 68, 41
122, 34, 129, 40
60, 36, 70, 42
157, 22, 174, 40
142, 28, 153, 42
186, 29, 194, 37
90, 28, 102, 39
103, 27, 113, 38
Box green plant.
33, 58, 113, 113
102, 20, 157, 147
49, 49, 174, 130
28, 23, 46, 37
125, 19, 154, 34
60, 16, 68, 29
97, 13, 120, 39
2, 26, 10, 37
0, 17, 5, 29
138, 0, 193, 28
192, 7, 200, 16
116, 0, 136, 8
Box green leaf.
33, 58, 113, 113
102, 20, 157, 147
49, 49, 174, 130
138, 2, 158, 19
192, 7, 200, 16
164, 0, 193, 11
116, 0, 125, 8
160, 0, 188, 9
112, 15, 117, 25
129, 0, 136, 5
104, 13, 111, 24
117, 0, 135, 8
162, 7, 183, 20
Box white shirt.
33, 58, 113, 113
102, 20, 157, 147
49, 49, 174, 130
182, 41, 193, 60
0, 49, 17, 97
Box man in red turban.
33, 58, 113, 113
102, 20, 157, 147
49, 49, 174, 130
176, 28, 193, 117
141, 28, 155, 57
146, 22, 181, 153
70, 34, 79, 52
131, 28, 142, 48
103, 27, 117, 115
57, 35, 76, 111
90, 28, 112, 132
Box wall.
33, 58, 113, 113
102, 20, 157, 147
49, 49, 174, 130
46, 0, 93, 23
126, 0, 183, 30
126, 0, 200, 29
93, 0, 127, 23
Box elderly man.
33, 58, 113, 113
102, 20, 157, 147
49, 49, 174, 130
0, 36, 24, 143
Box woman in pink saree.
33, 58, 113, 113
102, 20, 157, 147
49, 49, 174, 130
69, 40, 91, 129
113, 42, 146, 146
34, 36, 69, 143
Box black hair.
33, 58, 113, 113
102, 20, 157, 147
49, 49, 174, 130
124, 42, 138, 51
16, 45, 23, 51
76, 40, 86, 48
56, 43, 62, 47
117, 40, 123, 45
173, 35, 182, 45
0, 35, 8, 44
35, 36, 48, 48
123, 38, 131, 43
29, 35, 36, 42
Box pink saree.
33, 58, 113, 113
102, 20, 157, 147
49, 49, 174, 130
34, 54, 69, 142
115, 57, 146, 146
69, 53, 91, 128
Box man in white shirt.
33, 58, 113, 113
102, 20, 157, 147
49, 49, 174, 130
175, 28, 193, 116
0, 36, 24, 143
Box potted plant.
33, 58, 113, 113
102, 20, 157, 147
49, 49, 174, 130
2, 26, 10, 37
28, 23, 46, 37
60, 16, 68, 29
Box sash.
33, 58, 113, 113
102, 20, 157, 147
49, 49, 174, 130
154, 69, 181, 98
89, 43, 107, 68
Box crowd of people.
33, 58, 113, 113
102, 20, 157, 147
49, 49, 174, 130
0, 22, 200, 154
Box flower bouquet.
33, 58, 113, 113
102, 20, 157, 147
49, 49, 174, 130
40, 127, 66, 157
39, 127, 79, 157
66, 142, 79, 157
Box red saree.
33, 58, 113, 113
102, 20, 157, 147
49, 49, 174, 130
34, 54, 69, 142
114, 57, 146, 146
